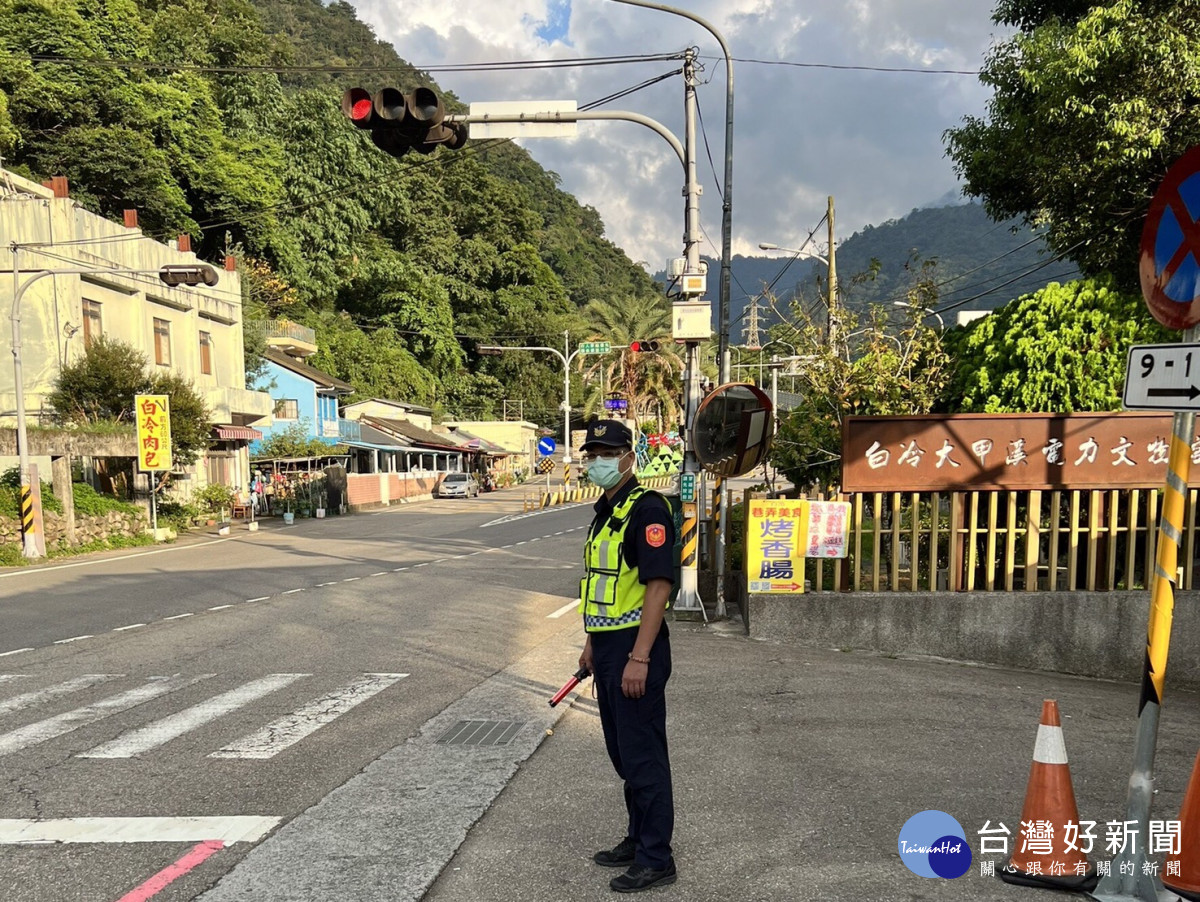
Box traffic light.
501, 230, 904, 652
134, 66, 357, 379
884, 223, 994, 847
159, 265, 218, 287
629, 340, 660, 353
342, 86, 468, 158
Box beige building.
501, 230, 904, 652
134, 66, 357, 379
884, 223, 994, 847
342, 398, 434, 431
0, 169, 271, 491
440, 420, 539, 473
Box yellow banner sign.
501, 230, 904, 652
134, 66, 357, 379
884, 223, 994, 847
135, 394, 173, 472
746, 499, 809, 594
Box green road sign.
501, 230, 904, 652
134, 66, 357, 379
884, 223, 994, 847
680, 472, 696, 502
580, 341, 612, 355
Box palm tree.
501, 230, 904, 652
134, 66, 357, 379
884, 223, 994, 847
579, 295, 684, 430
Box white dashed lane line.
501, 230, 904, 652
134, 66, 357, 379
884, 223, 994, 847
3, 527, 584, 659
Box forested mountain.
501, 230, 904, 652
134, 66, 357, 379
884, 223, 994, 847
0, 0, 661, 425
656, 202, 1080, 334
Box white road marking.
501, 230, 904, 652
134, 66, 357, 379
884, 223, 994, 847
53, 635, 93, 645
370, 572, 387, 577
246, 596, 270, 603
209, 673, 408, 760
80, 674, 307, 759
113, 623, 145, 632
315, 582, 338, 588
392, 567, 408, 572
0, 649, 32, 658
548, 600, 580, 619
0, 536, 241, 580
0, 675, 28, 684
163, 613, 194, 621
0, 675, 120, 718
0, 675, 212, 756
414, 563, 429, 568
282, 588, 305, 595
0, 816, 280, 845
208, 605, 234, 612
343, 577, 360, 582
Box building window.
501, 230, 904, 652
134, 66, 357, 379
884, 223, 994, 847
153, 318, 171, 366
274, 399, 299, 420
82, 300, 102, 346
199, 331, 213, 375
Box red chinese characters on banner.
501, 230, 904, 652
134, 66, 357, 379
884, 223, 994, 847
135, 394, 173, 472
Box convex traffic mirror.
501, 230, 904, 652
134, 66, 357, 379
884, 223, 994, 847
691, 382, 774, 477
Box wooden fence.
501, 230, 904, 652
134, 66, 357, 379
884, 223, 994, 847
738, 488, 1199, 593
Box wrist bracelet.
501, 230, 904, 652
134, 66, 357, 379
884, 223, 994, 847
628, 653, 651, 664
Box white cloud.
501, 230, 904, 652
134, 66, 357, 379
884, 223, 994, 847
346, 0, 1006, 288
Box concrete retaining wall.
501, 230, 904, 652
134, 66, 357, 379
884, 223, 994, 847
747, 589, 1200, 689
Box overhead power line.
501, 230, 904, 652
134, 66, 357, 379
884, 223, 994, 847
23, 51, 682, 76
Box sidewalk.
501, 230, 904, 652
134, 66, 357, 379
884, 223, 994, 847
422, 620, 1200, 901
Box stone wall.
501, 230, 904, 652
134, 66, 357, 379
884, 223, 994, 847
0, 509, 148, 549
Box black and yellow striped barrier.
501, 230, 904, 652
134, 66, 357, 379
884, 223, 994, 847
680, 501, 698, 568
19, 484, 35, 535
535, 476, 675, 510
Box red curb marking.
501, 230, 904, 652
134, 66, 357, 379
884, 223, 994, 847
114, 839, 225, 902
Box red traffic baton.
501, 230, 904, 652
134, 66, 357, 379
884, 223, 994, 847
549, 666, 590, 707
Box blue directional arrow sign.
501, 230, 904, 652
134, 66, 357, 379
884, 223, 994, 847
537, 436, 556, 456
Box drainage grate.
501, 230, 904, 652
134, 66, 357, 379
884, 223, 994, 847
436, 720, 526, 747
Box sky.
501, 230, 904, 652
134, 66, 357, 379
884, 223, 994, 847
345, 0, 1008, 279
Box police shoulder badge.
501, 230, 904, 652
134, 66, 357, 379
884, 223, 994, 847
645, 524, 666, 548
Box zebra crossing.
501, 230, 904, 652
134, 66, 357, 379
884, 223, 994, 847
0, 671, 407, 761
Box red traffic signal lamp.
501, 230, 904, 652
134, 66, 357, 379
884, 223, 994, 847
629, 340, 661, 353
342, 86, 468, 158
159, 265, 218, 287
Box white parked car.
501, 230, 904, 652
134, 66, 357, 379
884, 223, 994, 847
438, 473, 480, 498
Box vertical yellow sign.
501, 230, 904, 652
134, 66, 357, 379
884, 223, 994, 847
135, 394, 173, 472
746, 499, 809, 594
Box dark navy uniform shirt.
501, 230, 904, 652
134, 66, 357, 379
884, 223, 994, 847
588, 478, 677, 585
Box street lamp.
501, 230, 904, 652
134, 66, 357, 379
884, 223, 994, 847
477, 332, 583, 484
893, 300, 945, 329
9, 258, 218, 558
757, 242, 829, 267
605, 0, 735, 385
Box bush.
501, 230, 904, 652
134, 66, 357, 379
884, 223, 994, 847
156, 499, 201, 531
193, 484, 237, 515
0, 467, 63, 515
70, 482, 141, 517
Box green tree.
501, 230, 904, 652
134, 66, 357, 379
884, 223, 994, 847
252, 420, 334, 459
770, 301, 951, 489
943, 276, 1170, 412
580, 295, 683, 429
49, 337, 212, 465
944, 0, 1200, 291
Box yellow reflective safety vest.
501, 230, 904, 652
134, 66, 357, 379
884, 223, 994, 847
579, 485, 670, 632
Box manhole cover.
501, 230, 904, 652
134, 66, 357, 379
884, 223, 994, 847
436, 720, 526, 747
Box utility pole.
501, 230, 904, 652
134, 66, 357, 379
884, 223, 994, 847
827, 195, 838, 354
673, 48, 706, 618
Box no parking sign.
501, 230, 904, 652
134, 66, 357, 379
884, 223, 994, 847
1142, 145, 1200, 330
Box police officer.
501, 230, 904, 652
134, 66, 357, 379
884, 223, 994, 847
577, 419, 677, 893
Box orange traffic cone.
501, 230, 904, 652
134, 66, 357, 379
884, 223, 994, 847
999, 700, 1098, 891
1165, 750, 1200, 901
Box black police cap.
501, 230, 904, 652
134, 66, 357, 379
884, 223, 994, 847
581, 419, 633, 450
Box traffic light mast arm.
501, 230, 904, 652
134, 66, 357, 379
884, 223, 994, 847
446, 111, 685, 171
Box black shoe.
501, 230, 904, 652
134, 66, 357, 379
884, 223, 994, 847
610, 860, 677, 893
593, 837, 636, 867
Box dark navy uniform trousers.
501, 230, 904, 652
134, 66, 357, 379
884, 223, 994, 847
590, 621, 674, 870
